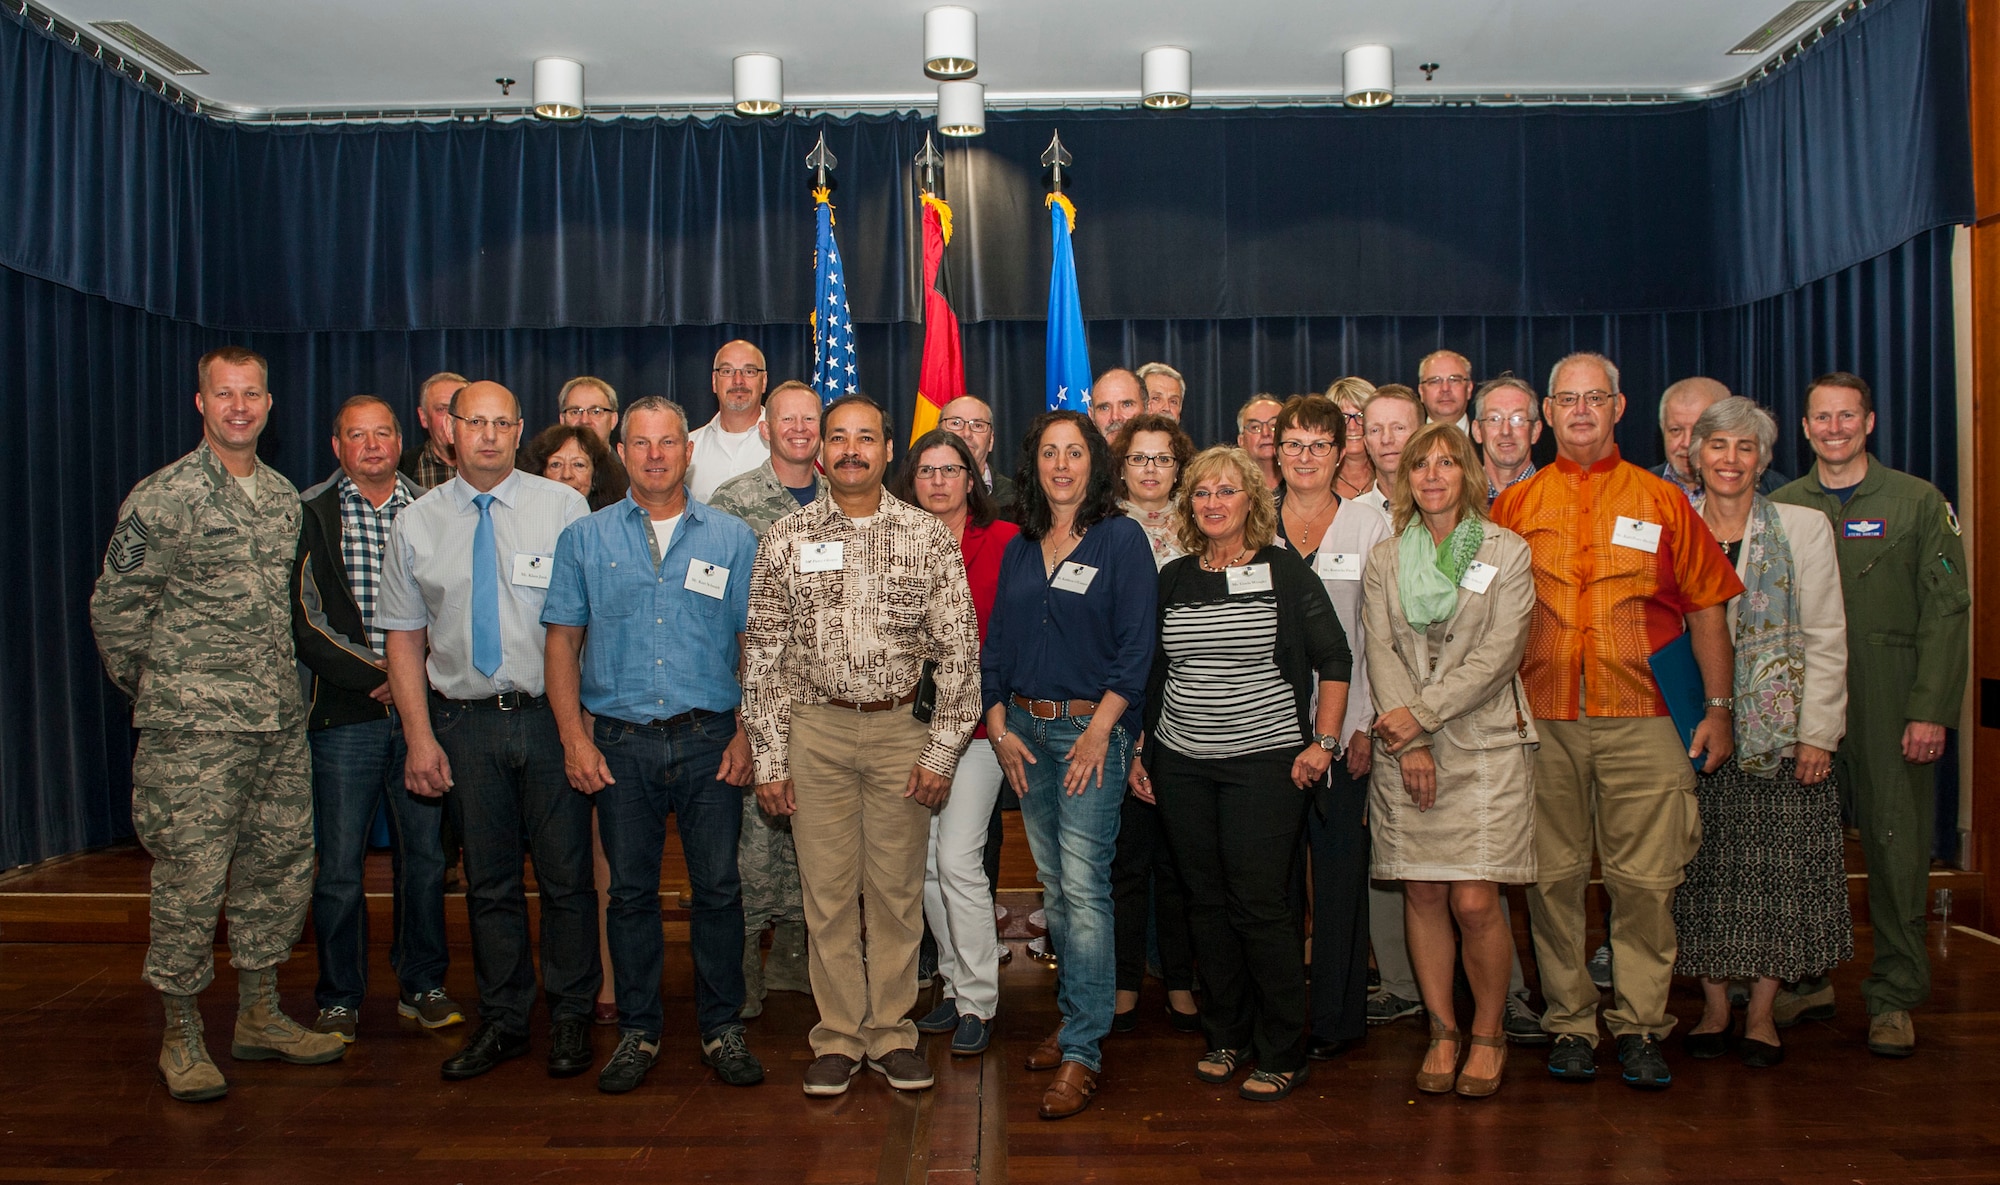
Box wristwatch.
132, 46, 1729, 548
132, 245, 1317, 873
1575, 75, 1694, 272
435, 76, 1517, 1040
1704, 697, 1733, 712
1314, 732, 1344, 756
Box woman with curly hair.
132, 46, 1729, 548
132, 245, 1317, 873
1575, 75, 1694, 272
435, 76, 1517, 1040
522, 423, 625, 511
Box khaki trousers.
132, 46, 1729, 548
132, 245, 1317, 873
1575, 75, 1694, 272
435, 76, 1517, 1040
788, 702, 935, 1060
1525, 716, 1701, 1039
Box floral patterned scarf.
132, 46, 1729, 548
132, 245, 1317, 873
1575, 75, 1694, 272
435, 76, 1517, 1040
1732, 497, 1807, 776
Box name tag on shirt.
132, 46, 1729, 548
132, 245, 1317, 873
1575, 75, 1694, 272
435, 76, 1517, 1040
1844, 518, 1887, 539
798, 541, 844, 573
1052, 562, 1099, 594
1460, 560, 1498, 594
1226, 563, 1274, 595
1611, 516, 1662, 554
1316, 552, 1363, 582
511, 553, 553, 588
685, 558, 730, 599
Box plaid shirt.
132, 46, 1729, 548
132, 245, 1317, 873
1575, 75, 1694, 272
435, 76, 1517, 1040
337, 476, 413, 652
410, 444, 455, 491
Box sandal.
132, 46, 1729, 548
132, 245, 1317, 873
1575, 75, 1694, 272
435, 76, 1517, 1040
1195, 1048, 1246, 1084
1454, 1033, 1507, 1098
1416, 1025, 1463, 1094
1239, 1064, 1310, 1102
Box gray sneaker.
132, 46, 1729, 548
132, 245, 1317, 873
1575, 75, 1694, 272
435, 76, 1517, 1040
866, 1046, 935, 1091
597, 1032, 659, 1094
1587, 943, 1613, 990
312, 1005, 358, 1044
1503, 994, 1550, 1045
1365, 993, 1424, 1026
397, 988, 465, 1029
701, 1024, 765, 1086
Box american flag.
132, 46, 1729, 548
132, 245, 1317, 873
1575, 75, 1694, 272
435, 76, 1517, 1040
810, 187, 859, 401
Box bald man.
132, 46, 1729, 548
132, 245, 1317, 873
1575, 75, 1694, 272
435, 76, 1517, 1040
689, 340, 772, 503
1655, 377, 1788, 499
937, 394, 1014, 511
1416, 350, 1475, 433
1088, 369, 1146, 442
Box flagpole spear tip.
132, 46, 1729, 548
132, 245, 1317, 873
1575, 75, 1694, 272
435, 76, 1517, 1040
1040, 130, 1072, 193
807, 130, 837, 189
915, 131, 944, 196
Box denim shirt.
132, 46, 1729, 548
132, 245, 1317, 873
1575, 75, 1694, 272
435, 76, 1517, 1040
542, 493, 757, 724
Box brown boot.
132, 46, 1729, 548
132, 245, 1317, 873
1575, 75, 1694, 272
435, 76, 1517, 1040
1038, 1060, 1098, 1119
159, 992, 228, 1102
1025, 1025, 1064, 1071
230, 967, 347, 1064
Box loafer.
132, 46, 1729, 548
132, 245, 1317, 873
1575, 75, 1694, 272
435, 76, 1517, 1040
1306, 1036, 1362, 1061
1025, 1026, 1064, 1071
1546, 1033, 1597, 1081
916, 998, 961, 1035
1166, 1005, 1203, 1034
866, 1046, 935, 1091
950, 1014, 992, 1057
1110, 1009, 1138, 1034
1616, 1033, 1672, 1090
1038, 1060, 1097, 1120
701, 1024, 765, 1086
547, 1015, 594, 1078
441, 1021, 529, 1080
597, 1031, 659, 1094
803, 1053, 860, 1097
1683, 1017, 1737, 1060
1739, 1037, 1785, 1068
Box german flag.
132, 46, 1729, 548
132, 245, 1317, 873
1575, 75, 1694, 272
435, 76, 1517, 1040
911, 193, 965, 441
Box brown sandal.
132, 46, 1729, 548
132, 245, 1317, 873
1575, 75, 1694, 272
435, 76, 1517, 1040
1416, 1026, 1462, 1094
1455, 1033, 1507, 1098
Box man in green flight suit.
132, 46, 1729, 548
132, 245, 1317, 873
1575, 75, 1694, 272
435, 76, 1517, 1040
91, 346, 348, 1102
1770, 371, 1969, 1059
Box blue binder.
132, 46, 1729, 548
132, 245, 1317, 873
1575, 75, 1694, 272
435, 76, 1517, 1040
1647, 631, 1711, 772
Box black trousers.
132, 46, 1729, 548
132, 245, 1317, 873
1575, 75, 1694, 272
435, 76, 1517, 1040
1154, 742, 1311, 1072
1110, 795, 1195, 994
1307, 761, 1371, 1043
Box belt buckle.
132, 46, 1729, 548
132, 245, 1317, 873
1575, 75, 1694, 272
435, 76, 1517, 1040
494, 692, 522, 712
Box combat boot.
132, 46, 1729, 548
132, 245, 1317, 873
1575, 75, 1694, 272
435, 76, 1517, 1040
231, 966, 347, 1064
766, 921, 812, 994
159, 992, 228, 1102
740, 929, 767, 1019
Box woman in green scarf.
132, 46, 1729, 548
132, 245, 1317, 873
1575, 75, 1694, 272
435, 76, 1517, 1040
1361, 422, 1538, 1099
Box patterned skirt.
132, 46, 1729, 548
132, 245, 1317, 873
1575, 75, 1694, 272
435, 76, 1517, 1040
1673, 755, 1854, 980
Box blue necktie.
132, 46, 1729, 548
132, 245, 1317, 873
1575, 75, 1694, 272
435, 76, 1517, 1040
471, 493, 501, 677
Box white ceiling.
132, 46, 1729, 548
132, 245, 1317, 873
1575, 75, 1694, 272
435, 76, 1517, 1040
33, 0, 1841, 114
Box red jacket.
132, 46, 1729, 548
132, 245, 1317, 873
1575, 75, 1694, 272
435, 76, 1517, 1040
960, 516, 1019, 737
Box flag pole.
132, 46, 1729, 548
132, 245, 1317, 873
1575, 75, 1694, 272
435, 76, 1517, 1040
1041, 130, 1071, 195
915, 131, 943, 197
806, 130, 836, 190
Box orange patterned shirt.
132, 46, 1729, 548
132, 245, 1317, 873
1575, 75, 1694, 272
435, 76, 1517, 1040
1490, 448, 1743, 720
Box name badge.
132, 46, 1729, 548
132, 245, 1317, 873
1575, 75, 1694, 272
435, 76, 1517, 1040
1317, 552, 1364, 582
684, 558, 729, 599
1611, 516, 1662, 554
797, 541, 844, 573
511, 553, 553, 589
1843, 518, 1887, 539
1460, 559, 1498, 594
1226, 563, 1274, 595
1051, 562, 1099, 594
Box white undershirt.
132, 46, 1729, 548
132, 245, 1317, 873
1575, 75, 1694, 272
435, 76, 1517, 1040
650, 513, 683, 561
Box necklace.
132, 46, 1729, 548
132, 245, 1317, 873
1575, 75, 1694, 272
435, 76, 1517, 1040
1042, 524, 1086, 576
1334, 469, 1372, 499
1199, 546, 1252, 572
1702, 507, 1750, 544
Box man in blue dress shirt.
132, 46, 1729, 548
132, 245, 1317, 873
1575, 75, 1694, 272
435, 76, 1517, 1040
543, 396, 765, 1094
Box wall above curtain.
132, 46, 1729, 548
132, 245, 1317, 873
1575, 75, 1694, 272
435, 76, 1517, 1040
0, 0, 1974, 332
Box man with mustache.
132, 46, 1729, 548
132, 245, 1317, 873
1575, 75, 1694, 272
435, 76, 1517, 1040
688, 340, 772, 503
1136, 363, 1186, 423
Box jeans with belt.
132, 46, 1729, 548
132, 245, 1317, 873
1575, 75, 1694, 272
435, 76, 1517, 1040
593, 711, 745, 1040
1008, 702, 1128, 1073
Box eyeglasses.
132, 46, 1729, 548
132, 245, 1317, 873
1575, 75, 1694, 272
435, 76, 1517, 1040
1124, 453, 1177, 469
560, 405, 614, 421
1190, 486, 1245, 501
1240, 419, 1277, 436
939, 416, 991, 434
713, 366, 766, 380
915, 463, 967, 480
1477, 414, 1535, 429
1343, 411, 1365, 425
1419, 375, 1472, 389
1279, 440, 1336, 457
1549, 390, 1615, 409
450, 413, 520, 434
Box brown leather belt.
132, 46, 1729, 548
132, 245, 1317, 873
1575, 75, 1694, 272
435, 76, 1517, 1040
1011, 694, 1099, 720
825, 688, 919, 713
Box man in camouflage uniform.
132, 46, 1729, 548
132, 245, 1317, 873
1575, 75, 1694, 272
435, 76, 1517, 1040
90, 346, 347, 1103
709, 379, 825, 1016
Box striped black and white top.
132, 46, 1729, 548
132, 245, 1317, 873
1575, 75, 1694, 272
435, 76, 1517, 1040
1153, 592, 1301, 759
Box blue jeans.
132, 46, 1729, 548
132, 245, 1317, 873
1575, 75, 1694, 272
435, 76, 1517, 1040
1008, 703, 1127, 1072
309, 714, 450, 1010
593, 713, 746, 1040
431, 700, 598, 1034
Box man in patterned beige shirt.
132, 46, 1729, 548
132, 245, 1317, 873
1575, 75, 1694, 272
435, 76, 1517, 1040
741, 393, 981, 1100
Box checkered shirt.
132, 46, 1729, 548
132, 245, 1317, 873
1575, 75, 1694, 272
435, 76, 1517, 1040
337, 476, 413, 653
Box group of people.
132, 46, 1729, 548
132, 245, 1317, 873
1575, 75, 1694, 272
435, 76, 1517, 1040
91, 339, 1968, 1118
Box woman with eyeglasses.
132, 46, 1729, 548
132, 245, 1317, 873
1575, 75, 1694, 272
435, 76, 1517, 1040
884, 429, 1019, 1057
1323, 378, 1380, 505
1134, 446, 1352, 1102
983, 410, 1157, 1119
1106, 415, 1201, 1034
1271, 394, 1393, 1061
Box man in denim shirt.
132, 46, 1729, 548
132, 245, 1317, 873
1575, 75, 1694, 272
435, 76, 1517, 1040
543, 396, 765, 1094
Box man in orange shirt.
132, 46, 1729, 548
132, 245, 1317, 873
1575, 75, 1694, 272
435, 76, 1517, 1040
1491, 352, 1742, 1091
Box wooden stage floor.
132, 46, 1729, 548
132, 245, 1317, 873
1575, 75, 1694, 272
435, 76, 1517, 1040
2, 842, 1997, 1183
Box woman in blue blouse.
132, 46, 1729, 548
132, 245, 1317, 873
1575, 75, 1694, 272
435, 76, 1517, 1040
983, 410, 1157, 1121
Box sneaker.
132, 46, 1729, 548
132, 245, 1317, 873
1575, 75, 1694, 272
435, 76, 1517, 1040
916, 998, 961, 1035
1586, 943, 1613, 990
1365, 993, 1424, 1026
1772, 979, 1837, 1029
1503, 994, 1549, 1046
950, 1014, 993, 1057
1866, 1010, 1916, 1058
597, 1032, 659, 1094
1546, 1033, 1598, 1081
313, 1005, 358, 1044
1366, 966, 1382, 993
803, 1053, 860, 1097
866, 1046, 935, 1091
701, 1024, 765, 1086
1616, 1033, 1672, 1090
397, 988, 465, 1029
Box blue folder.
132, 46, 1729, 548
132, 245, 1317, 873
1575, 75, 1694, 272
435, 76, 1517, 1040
1647, 631, 1711, 772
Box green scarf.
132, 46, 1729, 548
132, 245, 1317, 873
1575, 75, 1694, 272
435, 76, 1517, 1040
1399, 516, 1484, 629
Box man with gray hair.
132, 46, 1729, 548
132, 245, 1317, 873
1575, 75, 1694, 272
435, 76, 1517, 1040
1656, 377, 1787, 500
1471, 375, 1543, 502
1135, 362, 1185, 423
558, 376, 621, 448
400, 371, 468, 491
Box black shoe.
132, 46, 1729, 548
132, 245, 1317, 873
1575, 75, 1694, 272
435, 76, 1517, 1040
441, 1021, 529, 1080
1616, 1033, 1672, 1090
916, 998, 961, 1035
1546, 1033, 1597, 1081
1166, 1005, 1202, 1034
1110, 1009, 1138, 1034
597, 1031, 659, 1094
701, 1024, 766, 1086
1306, 1036, 1363, 1061
547, 1015, 594, 1078
1683, 1017, 1737, 1060
1739, 1037, 1785, 1068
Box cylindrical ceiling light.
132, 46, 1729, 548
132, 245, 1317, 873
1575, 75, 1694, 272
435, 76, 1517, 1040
532, 57, 584, 119
733, 53, 783, 115
924, 6, 978, 79
1342, 44, 1394, 108
1141, 46, 1192, 109
937, 80, 985, 136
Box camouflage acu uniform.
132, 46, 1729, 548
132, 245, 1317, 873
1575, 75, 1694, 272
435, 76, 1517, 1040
90, 444, 312, 996
708, 460, 824, 929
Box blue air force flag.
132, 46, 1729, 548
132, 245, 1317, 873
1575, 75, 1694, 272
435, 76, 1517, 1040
810, 187, 859, 402
1045, 194, 1091, 413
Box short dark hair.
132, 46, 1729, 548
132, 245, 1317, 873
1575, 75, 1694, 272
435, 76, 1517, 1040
198, 346, 269, 390
1013, 410, 1120, 542
520, 423, 625, 511
889, 428, 998, 528
1807, 371, 1873, 416
822, 393, 886, 434
331, 394, 402, 437
1275, 394, 1347, 452
1109, 413, 1196, 502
